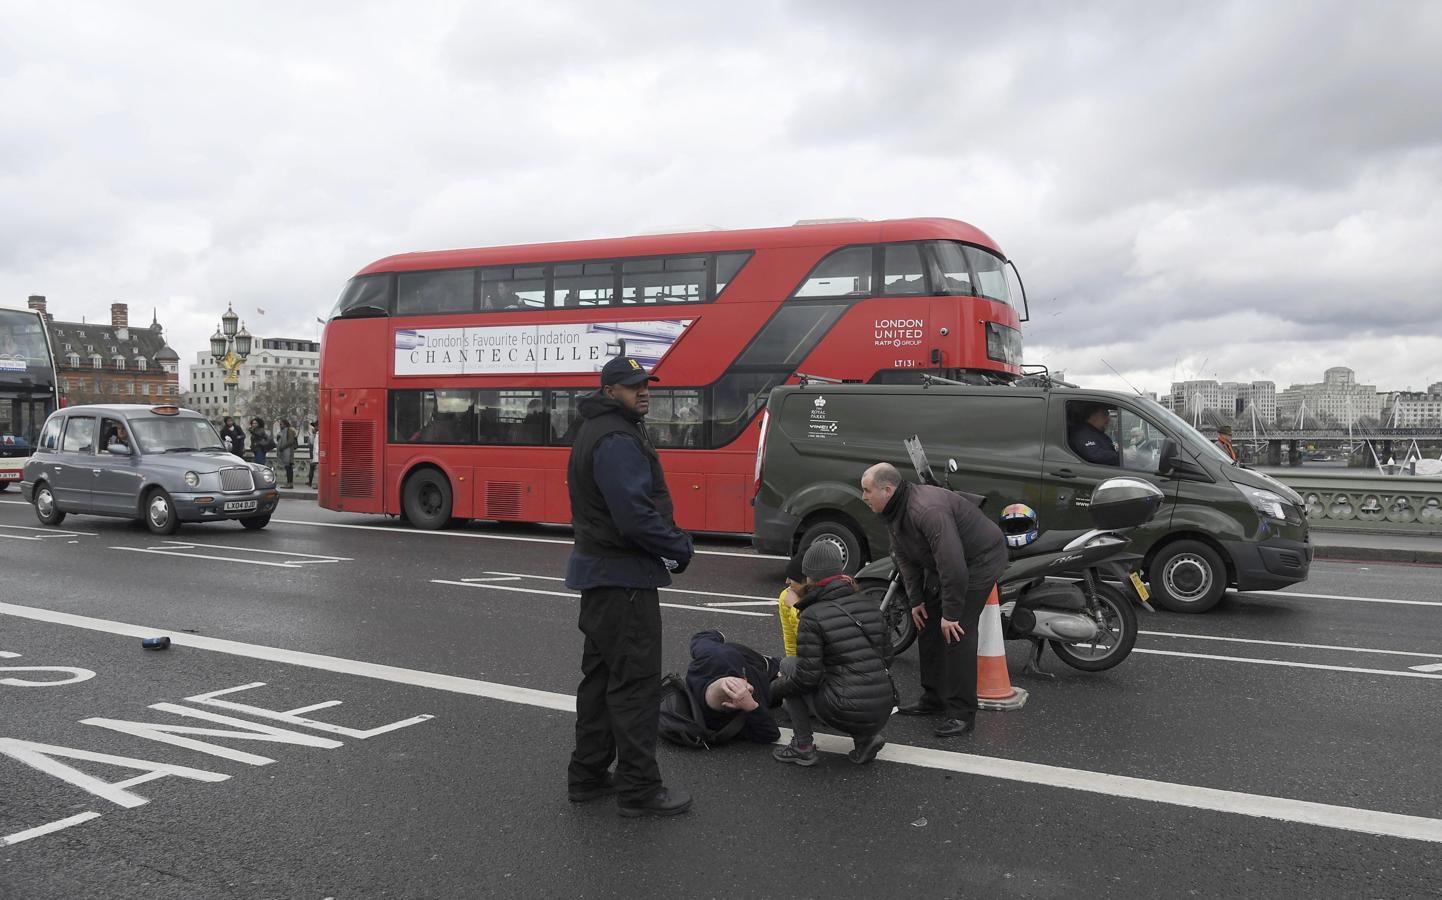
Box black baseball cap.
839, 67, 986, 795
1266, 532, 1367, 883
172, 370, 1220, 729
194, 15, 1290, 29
600, 355, 659, 387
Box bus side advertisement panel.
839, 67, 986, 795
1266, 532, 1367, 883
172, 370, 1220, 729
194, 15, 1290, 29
393, 320, 696, 377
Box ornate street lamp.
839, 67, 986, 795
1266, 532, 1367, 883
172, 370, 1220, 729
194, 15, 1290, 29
210, 304, 252, 418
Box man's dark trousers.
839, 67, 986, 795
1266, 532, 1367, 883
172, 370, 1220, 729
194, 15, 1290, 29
915, 579, 994, 719
568, 586, 664, 803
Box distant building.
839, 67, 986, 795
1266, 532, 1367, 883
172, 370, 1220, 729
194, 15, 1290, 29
188, 337, 319, 420
1276, 367, 1382, 425
1383, 389, 1442, 427
28, 296, 181, 405
1169, 379, 1276, 424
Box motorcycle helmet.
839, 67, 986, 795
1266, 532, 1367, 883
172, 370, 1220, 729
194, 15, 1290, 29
999, 502, 1039, 548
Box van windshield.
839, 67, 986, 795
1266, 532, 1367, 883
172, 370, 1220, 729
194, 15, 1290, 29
1135, 398, 1236, 466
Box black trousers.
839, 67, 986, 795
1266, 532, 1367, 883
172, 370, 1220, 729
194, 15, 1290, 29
568, 586, 664, 803
915, 579, 995, 719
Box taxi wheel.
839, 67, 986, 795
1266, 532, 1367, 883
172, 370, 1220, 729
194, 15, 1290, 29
1149, 540, 1226, 613
240, 515, 271, 530
0, 482, 10, 492
34, 483, 66, 526
144, 489, 181, 535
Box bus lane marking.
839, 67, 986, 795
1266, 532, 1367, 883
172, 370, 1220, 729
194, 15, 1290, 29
1, 599, 1440, 846
1240, 589, 1442, 608
1139, 630, 1442, 661
0, 523, 97, 540
1410, 662, 1442, 673
0, 812, 102, 847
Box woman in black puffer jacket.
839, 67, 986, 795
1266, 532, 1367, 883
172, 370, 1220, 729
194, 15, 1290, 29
772, 541, 895, 767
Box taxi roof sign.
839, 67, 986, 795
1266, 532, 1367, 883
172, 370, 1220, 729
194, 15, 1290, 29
150, 405, 182, 416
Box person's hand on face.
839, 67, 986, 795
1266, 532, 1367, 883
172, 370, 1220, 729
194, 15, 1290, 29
718, 677, 759, 712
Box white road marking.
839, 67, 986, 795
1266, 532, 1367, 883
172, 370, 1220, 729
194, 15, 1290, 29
429, 579, 773, 618
0, 523, 98, 536
1245, 590, 1442, 608
1, 599, 1440, 845
1409, 662, 1442, 673
1133, 648, 1442, 680
1142, 630, 1442, 660
271, 517, 788, 560
110, 544, 348, 570
705, 601, 781, 607
0, 650, 21, 658
460, 576, 523, 583
0, 812, 102, 847
484, 570, 774, 602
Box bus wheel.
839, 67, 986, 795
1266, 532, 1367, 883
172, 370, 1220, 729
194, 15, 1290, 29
797, 518, 864, 575
403, 469, 453, 530
0, 482, 10, 492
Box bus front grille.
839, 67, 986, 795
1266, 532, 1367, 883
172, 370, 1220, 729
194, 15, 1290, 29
339, 420, 375, 499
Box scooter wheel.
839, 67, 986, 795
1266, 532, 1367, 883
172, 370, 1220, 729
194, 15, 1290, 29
858, 580, 917, 655
1047, 583, 1137, 671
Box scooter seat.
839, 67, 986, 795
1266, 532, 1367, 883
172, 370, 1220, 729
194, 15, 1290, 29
1010, 529, 1093, 559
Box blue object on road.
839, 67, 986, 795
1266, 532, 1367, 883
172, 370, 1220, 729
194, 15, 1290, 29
141, 636, 171, 650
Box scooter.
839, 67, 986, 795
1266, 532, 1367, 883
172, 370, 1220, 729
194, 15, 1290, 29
855, 437, 1162, 675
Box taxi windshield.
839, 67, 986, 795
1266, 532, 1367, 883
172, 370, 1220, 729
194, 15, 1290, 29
128, 417, 227, 454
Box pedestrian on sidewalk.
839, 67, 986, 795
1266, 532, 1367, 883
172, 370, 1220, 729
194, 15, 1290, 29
861, 461, 1007, 738
276, 419, 298, 488
306, 420, 319, 487
1216, 424, 1238, 461
771, 542, 894, 767
249, 417, 272, 467
220, 416, 246, 457
564, 355, 695, 818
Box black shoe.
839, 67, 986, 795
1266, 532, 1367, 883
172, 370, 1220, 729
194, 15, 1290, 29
848, 733, 886, 765
898, 699, 944, 716
934, 717, 976, 738
617, 787, 693, 818
568, 772, 619, 803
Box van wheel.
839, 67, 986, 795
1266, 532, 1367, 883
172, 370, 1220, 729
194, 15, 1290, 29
33, 483, 66, 526
144, 489, 181, 535
797, 518, 864, 575
403, 469, 453, 530
1149, 540, 1226, 613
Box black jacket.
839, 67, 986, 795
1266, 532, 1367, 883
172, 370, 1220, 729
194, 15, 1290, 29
564, 392, 692, 589
221, 424, 246, 454
1068, 422, 1120, 466
882, 482, 1008, 622
684, 631, 780, 744
773, 578, 894, 737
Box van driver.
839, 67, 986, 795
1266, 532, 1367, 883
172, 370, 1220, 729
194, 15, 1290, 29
1068, 403, 1119, 466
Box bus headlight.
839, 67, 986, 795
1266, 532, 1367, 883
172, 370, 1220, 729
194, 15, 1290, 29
184, 471, 201, 488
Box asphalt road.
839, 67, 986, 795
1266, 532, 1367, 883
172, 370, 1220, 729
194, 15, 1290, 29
1, 497, 1440, 899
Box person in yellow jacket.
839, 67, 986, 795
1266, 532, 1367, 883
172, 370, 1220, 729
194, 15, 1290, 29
778, 551, 806, 656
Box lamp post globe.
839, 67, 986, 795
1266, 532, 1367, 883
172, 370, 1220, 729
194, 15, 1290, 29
210, 328, 227, 362
234, 323, 252, 359
222, 304, 239, 338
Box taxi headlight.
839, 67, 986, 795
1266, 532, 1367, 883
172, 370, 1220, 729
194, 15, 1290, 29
256, 466, 275, 484
184, 471, 201, 488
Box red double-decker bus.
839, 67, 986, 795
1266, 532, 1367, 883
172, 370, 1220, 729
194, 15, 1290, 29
317, 217, 1026, 533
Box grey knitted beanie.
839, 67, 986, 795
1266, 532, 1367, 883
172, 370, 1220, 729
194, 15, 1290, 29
801, 540, 846, 579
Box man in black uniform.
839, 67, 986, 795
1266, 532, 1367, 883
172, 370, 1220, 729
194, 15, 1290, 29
565, 355, 695, 817
1068, 403, 1120, 466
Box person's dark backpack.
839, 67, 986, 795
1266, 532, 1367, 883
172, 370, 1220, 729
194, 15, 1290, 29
657, 673, 746, 749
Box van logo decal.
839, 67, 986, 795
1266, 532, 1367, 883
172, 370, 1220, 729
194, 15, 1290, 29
813, 396, 826, 408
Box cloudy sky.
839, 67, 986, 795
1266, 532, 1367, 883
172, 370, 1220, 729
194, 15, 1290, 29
2, 1, 1439, 394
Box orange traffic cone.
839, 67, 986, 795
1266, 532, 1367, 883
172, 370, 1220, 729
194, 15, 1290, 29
976, 585, 1028, 711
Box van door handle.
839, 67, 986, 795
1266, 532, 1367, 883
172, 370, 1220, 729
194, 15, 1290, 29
1051, 468, 1078, 479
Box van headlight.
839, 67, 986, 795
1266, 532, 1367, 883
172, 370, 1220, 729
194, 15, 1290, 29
1243, 487, 1288, 521
184, 471, 201, 488
256, 467, 276, 484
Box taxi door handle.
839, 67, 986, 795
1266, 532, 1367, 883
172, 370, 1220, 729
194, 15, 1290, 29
1050, 468, 1078, 479
92, 469, 102, 475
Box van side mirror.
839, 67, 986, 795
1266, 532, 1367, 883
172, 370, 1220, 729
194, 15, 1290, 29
107, 443, 132, 456
947, 458, 959, 474
1157, 439, 1178, 476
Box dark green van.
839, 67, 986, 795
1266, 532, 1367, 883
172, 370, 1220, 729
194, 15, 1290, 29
751, 382, 1312, 612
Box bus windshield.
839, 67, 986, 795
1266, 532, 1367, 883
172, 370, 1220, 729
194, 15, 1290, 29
0, 308, 52, 375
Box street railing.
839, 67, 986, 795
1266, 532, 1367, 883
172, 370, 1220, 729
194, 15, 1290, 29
1267, 470, 1442, 535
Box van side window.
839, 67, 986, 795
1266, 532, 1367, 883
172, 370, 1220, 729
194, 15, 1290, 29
1117, 408, 1166, 473
62, 417, 97, 454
